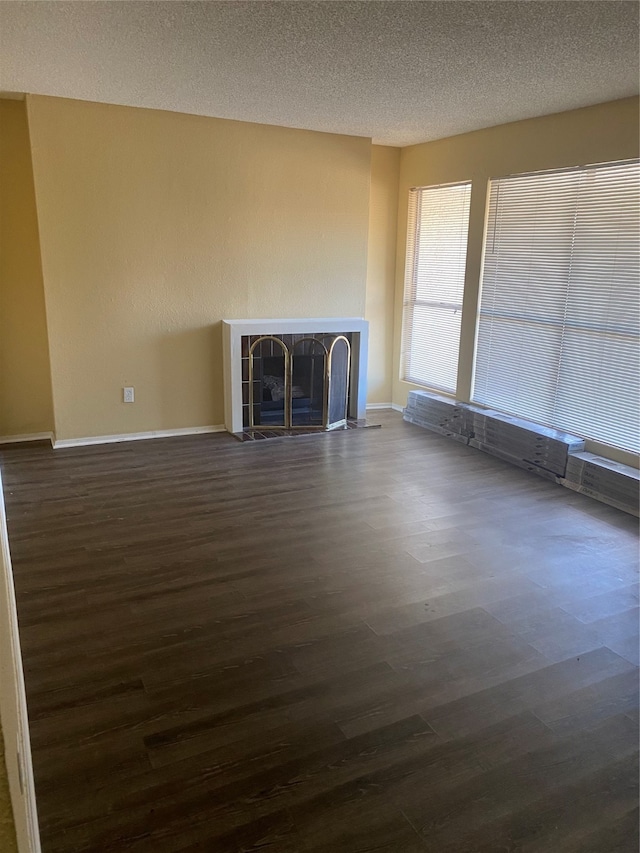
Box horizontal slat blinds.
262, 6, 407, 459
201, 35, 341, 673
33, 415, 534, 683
474, 160, 640, 453
401, 182, 471, 392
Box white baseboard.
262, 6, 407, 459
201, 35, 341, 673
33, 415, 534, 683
53, 425, 226, 449
366, 403, 404, 412
0, 432, 53, 446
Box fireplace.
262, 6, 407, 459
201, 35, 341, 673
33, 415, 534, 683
222, 319, 369, 435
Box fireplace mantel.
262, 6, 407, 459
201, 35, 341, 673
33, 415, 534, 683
222, 318, 369, 434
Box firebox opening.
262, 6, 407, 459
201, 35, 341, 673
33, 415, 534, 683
240, 328, 361, 432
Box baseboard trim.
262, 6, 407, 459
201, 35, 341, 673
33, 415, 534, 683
0, 432, 53, 446
53, 425, 226, 449
366, 403, 404, 412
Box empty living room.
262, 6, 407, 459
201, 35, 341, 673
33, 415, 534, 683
0, 2, 638, 852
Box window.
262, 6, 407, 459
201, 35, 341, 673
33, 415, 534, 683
473, 160, 640, 453
401, 182, 471, 392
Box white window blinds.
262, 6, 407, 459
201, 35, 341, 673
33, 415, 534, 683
473, 160, 640, 453
401, 182, 471, 393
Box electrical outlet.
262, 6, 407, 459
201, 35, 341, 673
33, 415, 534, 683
123, 387, 135, 403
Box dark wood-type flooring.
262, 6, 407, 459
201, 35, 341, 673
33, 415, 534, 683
1, 411, 638, 853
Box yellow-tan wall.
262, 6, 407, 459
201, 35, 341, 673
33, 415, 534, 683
393, 97, 640, 464
365, 145, 400, 405
26, 96, 372, 440
5, 95, 638, 448
393, 97, 640, 422
0, 99, 54, 438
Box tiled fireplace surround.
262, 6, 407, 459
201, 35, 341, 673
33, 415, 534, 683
222, 319, 369, 435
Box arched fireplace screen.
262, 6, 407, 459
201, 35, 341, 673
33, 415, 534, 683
248, 334, 351, 430
328, 336, 351, 427
248, 336, 289, 429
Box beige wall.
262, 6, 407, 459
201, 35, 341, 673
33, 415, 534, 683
26, 96, 372, 440
365, 145, 400, 405
0, 99, 54, 438
393, 97, 640, 462
8, 94, 638, 447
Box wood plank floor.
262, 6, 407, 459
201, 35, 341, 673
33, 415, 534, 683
1, 411, 638, 853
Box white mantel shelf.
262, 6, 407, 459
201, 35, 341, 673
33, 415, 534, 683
222, 318, 369, 434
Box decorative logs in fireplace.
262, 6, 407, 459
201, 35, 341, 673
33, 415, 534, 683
247, 334, 351, 430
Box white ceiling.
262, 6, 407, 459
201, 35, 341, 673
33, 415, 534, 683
1, 1, 638, 147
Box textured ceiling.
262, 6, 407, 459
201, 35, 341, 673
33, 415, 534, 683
0, 1, 638, 146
